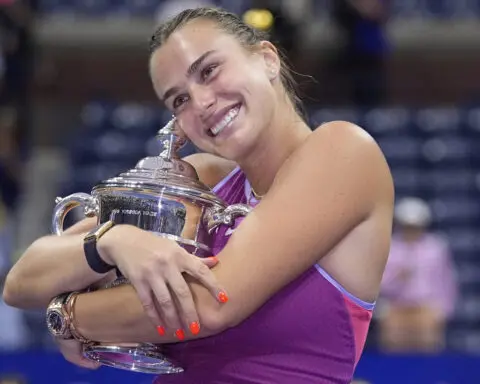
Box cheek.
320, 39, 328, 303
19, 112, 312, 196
177, 116, 212, 151
240, 66, 274, 99
215, 61, 268, 98
177, 116, 199, 140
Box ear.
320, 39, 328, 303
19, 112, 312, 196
259, 41, 281, 81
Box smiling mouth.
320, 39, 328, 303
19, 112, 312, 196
209, 104, 241, 137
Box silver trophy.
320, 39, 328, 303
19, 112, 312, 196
52, 118, 252, 374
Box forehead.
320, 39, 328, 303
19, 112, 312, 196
150, 20, 244, 88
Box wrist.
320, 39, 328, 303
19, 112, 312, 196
96, 225, 118, 266
96, 224, 134, 266
67, 292, 92, 344
46, 292, 75, 340
83, 221, 116, 273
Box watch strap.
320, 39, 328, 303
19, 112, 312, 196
84, 221, 116, 274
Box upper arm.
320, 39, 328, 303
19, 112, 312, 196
205, 121, 393, 327
183, 153, 236, 189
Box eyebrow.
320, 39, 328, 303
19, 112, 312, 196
162, 50, 217, 102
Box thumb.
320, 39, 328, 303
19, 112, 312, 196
200, 256, 219, 269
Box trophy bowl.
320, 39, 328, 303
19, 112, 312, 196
51, 118, 252, 374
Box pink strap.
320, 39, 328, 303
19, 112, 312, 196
343, 295, 373, 366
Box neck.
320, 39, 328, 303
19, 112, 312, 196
238, 103, 311, 196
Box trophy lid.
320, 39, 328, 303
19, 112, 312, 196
93, 118, 223, 205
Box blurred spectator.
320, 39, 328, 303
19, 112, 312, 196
0, 106, 21, 279
0, 106, 21, 211
378, 197, 458, 353
0, 293, 28, 351
0, 375, 27, 384
0, 0, 37, 152
0, 105, 28, 352
330, 0, 390, 106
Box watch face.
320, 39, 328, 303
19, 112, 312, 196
47, 310, 65, 335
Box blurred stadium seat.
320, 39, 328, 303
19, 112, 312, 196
2, 0, 480, 381
37, 0, 480, 18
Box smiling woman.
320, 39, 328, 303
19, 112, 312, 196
3, 6, 395, 384
148, 8, 306, 163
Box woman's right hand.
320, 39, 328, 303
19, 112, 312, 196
57, 338, 101, 370
97, 224, 226, 339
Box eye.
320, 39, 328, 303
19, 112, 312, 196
201, 64, 218, 81
173, 95, 189, 109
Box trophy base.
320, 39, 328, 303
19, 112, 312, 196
83, 342, 184, 375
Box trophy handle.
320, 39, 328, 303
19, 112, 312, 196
156, 117, 187, 160
205, 204, 253, 235
52, 193, 99, 235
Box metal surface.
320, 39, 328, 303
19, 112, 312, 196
50, 118, 252, 374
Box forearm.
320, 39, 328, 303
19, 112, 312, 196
74, 282, 222, 344
3, 221, 112, 309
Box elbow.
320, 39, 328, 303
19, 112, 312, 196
2, 238, 44, 309
2, 270, 23, 308
200, 305, 242, 335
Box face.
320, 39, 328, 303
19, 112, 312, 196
149, 19, 281, 160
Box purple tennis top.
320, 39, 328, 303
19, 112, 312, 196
155, 167, 374, 384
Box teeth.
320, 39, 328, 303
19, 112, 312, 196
210, 106, 240, 136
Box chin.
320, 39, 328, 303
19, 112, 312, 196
219, 136, 257, 162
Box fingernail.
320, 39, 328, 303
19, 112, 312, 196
175, 329, 185, 340
157, 326, 165, 336
209, 256, 219, 263
189, 321, 200, 335
217, 291, 228, 303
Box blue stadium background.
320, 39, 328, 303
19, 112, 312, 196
1, 0, 480, 383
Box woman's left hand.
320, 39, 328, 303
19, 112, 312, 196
97, 224, 225, 337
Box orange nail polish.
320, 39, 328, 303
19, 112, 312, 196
157, 326, 165, 336
175, 329, 185, 340
189, 321, 200, 335
218, 291, 228, 303
210, 256, 219, 263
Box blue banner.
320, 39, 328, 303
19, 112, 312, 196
1, 351, 480, 384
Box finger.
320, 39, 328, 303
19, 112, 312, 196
131, 280, 163, 328
150, 278, 183, 339
167, 271, 201, 337
184, 256, 228, 304
67, 355, 101, 370
200, 256, 219, 269
78, 358, 102, 370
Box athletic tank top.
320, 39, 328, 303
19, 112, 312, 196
156, 167, 374, 384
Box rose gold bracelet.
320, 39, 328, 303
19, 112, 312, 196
67, 292, 91, 344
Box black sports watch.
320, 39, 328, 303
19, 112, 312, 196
83, 220, 116, 274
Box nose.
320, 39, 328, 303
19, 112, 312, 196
190, 84, 215, 118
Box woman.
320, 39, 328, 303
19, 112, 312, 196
379, 197, 457, 352
3, 7, 394, 383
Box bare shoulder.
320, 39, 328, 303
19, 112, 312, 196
274, 120, 393, 206
183, 153, 237, 189
213, 121, 394, 315
307, 120, 385, 161
266, 121, 394, 302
